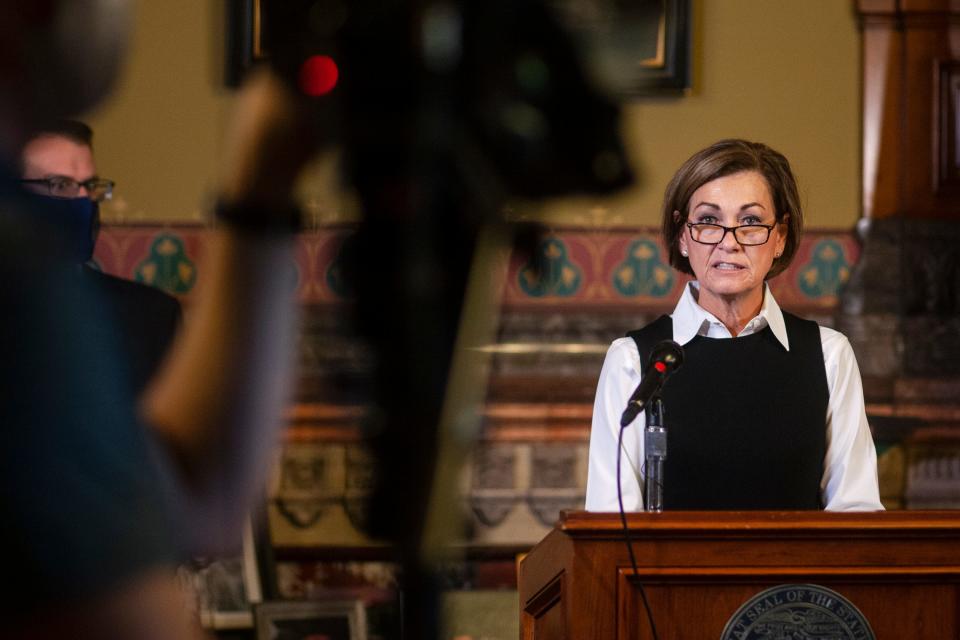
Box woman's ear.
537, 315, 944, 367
679, 238, 688, 257
676, 211, 688, 255
775, 214, 790, 257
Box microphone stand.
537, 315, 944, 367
644, 395, 666, 512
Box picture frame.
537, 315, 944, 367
225, 1, 692, 95
256, 600, 368, 640
551, 0, 692, 95
224, 0, 262, 87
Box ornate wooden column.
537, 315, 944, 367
844, 1, 960, 509
844, 0, 960, 393
860, 0, 960, 221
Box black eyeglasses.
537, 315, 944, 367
685, 222, 775, 246
21, 176, 115, 203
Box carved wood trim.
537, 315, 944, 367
521, 571, 565, 640
935, 60, 960, 194
620, 566, 960, 579
558, 509, 960, 535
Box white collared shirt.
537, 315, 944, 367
584, 282, 883, 512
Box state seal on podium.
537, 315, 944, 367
720, 583, 875, 640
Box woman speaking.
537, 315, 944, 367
585, 139, 882, 512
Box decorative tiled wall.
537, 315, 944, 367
94, 224, 860, 312
93, 224, 349, 305
503, 229, 858, 311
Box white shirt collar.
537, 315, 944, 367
670, 281, 790, 350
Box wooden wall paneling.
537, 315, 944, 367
860, 1, 960, 219
858, 0, 897, 13
861, 14, 904, 219
900, 0, 958, 11
902, 17, 952, 217
933, 60, 960, 193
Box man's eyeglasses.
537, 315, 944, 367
686, 222, 775, 246
21, 176, 115, 203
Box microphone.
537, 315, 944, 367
619, 340, 684, 427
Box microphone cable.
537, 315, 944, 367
617, 423, 659, 640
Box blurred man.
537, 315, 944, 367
0, 1, 318, 638
20, 120, 181, 394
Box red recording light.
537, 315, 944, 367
654, 362, 667, 373
298, 55, 339, 96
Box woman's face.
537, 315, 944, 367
678, 170, 787, 311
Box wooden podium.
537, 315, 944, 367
518, 511, 960, 639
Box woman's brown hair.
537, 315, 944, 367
661, 139, 802, 279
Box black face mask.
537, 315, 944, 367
28, 194, 100, 263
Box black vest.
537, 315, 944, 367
627, 313, 829, 509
